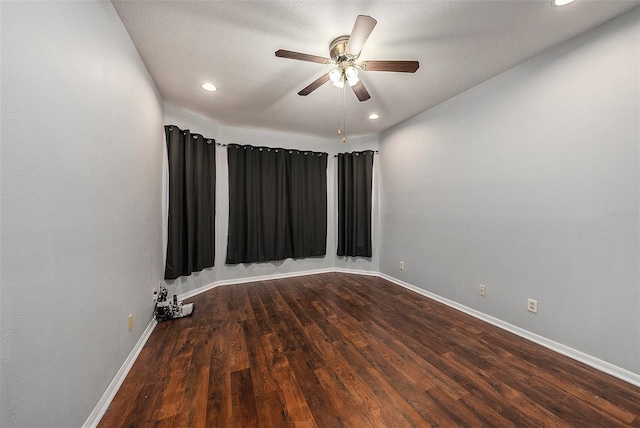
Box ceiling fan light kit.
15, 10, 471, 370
329, 65, 359, 89
329, 68, 345, 88
345, 66, 359, 86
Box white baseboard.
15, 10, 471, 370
333, 267, 380, 277
87, 267, 639, 427
377, 272, 640, 388
83, 318, 158, 428
177, 267, 336, 300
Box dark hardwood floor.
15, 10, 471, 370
99, 273, 640, 427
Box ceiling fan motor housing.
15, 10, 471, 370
329, 36, 359, 63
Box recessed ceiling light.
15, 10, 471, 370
368, 113, 380, 120
551, 0, 575, 6
201, 83, 218, 92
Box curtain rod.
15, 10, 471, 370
333, 150, 379, 157
217, 142, 377, 157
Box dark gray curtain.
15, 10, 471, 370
164, 125, 216, 280
337, 150, 374, 257
226, 144, 327, 264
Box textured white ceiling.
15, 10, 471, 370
112, 1, 639, 139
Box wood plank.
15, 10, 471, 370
231, 368, 258, 427
246, 284, 276, 337
286, 349, 345, 427
313, 366, 376, 427
205, 288, 233, 427
360, 317, 471, 400
228, 320, 250, 372
261, 333, 318, 427
177, 325, 213, 427
312, 336, 389, 416
333, 339, 433, 427
255, 390, 288, 427
242, 317, 278, 395
440, 351, 565, 426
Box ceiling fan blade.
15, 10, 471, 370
275, 49, 332, 65
350, 80, 371, 102
346, 15, 377, 56
298, 73, 331, 96
361, 60, 420, 73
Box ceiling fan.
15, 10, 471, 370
275, 15, 419, 102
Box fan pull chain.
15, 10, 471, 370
337, 86, 341, 136
342, 85, 347, 143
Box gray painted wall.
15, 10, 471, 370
1, 2, 164, 427
163, 104, 380, 298
379, 8, 639, 374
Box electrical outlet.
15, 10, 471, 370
478, 284, 486, 296
399, 261, 404, 270
128, 314, 134, 331
528, 299, 538, 313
